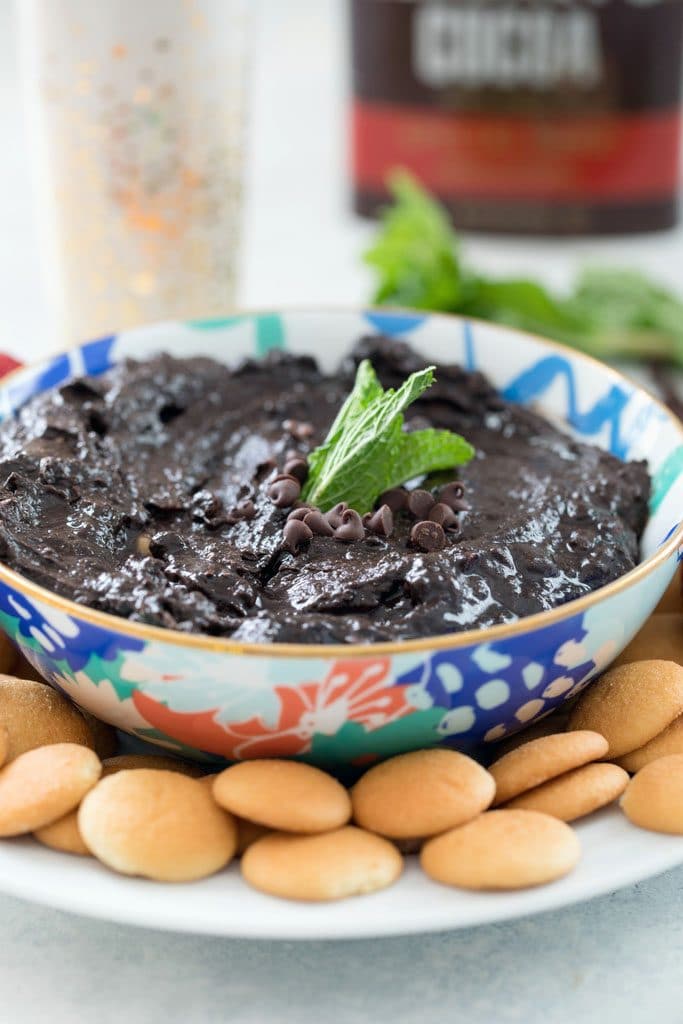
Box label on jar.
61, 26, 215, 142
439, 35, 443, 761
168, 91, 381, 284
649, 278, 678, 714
351, 0, 683, 233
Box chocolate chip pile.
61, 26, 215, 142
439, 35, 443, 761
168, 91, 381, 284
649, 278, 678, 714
2, 573, 683, 899
267, 448, 469, 556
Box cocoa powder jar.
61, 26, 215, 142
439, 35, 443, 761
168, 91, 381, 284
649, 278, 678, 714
350, 0, 683, 234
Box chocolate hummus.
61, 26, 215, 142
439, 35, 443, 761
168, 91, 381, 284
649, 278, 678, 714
0, 337, 649, 644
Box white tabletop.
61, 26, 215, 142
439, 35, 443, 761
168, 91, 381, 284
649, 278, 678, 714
1, 3, 683, 1022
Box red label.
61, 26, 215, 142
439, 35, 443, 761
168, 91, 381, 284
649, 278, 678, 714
352, 100, 682, 203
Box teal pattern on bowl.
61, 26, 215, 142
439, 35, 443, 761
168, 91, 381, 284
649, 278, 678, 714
0, 310, 680, 764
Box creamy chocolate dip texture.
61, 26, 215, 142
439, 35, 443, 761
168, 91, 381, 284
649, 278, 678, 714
0, 337, 649, 644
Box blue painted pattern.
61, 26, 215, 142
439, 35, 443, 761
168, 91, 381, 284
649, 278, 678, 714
363, 311, 427, 336
462, 320, 475, 371
502, 355, 632, 458
82, 334, 117, 375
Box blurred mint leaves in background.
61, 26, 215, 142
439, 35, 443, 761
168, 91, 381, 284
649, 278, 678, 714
365, 172, 683, 367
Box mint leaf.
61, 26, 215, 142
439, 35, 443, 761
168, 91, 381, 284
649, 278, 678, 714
301, 362, 474, 514
364, 170, 474, 311
467, 277, 591, 348
306, 359, 382, 485
385, 429, 475, 492
568, 268, 683, 363
364, 173, 683, 367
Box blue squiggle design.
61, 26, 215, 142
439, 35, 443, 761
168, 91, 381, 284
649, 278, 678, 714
363, 311, 427, 336
462, 320, 475, 370
502, 355, 631, 458
6, 354, 71, 414
82, 334, 116, 374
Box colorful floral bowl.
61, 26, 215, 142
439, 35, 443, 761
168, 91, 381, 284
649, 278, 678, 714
0, 310, 681, 765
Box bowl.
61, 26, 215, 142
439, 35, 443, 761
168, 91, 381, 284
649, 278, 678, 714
0, 310, 681, 765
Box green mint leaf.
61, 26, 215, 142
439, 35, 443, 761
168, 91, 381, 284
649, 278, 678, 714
364, 170, 471, 311
568, 268, 683, 363
364, 174, 683, 367
384, 429, 475, 492
327, 358, 383, 438
306, 359, 382, 490
467, 277, 592, 348
301, 362, 474, 514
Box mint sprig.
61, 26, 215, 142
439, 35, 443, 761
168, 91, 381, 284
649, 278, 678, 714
301, 360, 474, 514
365, 172, 683, 366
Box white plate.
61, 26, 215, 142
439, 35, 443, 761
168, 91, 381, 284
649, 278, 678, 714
0, 807, 681, 939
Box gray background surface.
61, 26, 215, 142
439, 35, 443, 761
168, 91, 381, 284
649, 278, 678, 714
2, 869, 683, 1024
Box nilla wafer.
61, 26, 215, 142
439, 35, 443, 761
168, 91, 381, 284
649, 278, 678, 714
212, 760, 351, 833
568, 660, 683, 757
489, 707, 572, 758
241, 826, 402, 901
614, 615, 683, 669
0, 743, 101, 836
0, 676, 96, 762
351, 749, 495, 839
420, 809, 580, 890
617, 716, 683, 774
35, 809, 91, 856
489, 731, 608, 806
620, 754, 683, 834
78, 770, 237, 882
505, 762, 629, 821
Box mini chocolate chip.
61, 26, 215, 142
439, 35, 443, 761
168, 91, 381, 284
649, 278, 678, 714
410, 520, 446, 552
428, 502, 458, 530
325, 501, 348, 529
282, 518, 313, 553
379, 488, 407, 513
283, 419, 314, 441
236, 499, 256, 520
407, 489, 435, 519
283, 457, 309, 484
268, 474, 301, 508
440, 481, 464, 500
334, 508, 365, 542
365, 504, 394, 537
304, 509, 334, 536
287, 506, 311, 521
439, 482, 469, 512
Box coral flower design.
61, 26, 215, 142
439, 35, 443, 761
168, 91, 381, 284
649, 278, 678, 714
133, 658, 414, 760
